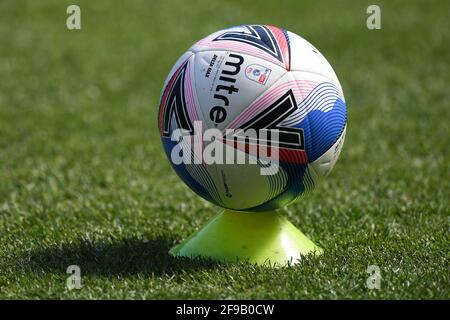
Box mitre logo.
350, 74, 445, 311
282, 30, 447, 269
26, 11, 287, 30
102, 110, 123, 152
209, 53, 244, 125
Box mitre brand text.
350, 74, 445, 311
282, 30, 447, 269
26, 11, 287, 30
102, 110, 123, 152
209, 53, 244, 125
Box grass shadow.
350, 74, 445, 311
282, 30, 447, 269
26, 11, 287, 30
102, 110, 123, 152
15, 236, 222, 277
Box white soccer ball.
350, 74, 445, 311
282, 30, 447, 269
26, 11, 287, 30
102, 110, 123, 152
158, 25, 347, 211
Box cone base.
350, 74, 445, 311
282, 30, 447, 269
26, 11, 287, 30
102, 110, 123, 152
170, 210, 322, 267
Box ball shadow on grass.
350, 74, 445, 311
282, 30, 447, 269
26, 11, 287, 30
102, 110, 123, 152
14, 236, 222, 277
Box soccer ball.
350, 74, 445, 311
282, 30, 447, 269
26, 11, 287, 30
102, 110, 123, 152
158, 25, 347, 211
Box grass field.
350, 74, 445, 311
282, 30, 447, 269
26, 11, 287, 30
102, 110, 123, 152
0, 0, 449, 299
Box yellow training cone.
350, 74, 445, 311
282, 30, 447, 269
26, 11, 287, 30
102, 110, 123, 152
170, 210, 322, 266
